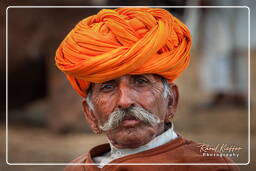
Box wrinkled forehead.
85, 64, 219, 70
110, 74, 162, 82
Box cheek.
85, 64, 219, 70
92, 95, 117, 122
139, 86, 167, 119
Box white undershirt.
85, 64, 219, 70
93, 124, 178, 168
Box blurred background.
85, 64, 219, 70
1, 0, 256, 171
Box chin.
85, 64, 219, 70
107, 124, 157, 149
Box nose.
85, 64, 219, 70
117, 84, 136, 109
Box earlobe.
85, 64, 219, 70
165, 83, 179, 122
82, 100, 102, 134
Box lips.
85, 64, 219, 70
123, 115, 138, 120
121, 115, 140, 127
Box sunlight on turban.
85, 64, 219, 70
55, 8, 192, 97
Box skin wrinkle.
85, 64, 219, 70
149, 82, 166, 119
82, 74, 178, 148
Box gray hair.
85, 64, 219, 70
86, 90, 95, 111
86, 77, 171, 111
100, 106, 161, 131
161, 78, 171, 98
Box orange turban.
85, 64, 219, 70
55, 8, 192, 97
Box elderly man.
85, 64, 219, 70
55, 8, 239, 171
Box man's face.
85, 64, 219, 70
83, 74, 178, 149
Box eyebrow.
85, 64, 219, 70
101, 80, 115, 84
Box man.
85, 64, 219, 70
55, 8, 239, 171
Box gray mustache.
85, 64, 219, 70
99, 106, 160, 131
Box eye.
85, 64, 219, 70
100, 82, 115, 92
134, 76, 149, 86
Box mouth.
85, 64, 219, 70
121, 115, 140, 127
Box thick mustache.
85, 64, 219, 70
99, 106, 160, 131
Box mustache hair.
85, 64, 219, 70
99, 106, 161, 131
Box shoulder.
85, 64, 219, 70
64, 153, 88, 171
63, 143, 110, 171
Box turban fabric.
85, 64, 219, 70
55, 8, 192, 97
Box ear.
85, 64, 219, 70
82, 100, 102, 134
164, 83, 179, 123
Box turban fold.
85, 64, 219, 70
55, 8, 192, 97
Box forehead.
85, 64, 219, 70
98, 74, 161, 84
